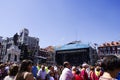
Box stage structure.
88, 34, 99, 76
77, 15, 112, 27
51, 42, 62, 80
55, 41, 98, 66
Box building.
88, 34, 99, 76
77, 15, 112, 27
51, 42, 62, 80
0, 36, 2, 43
1, 36, 21, 63
0, 36, 3, 62
0, 37, 13, 62
55, 41, 98, 66
36, 46, 56, 65
45, 46, 55, 65
37, 48, 48, 63
19, 28, 39, 62
3, 44, 20, 63
19, 28, 39, 51
0, 28, 39, 63
98, 41, 120, 59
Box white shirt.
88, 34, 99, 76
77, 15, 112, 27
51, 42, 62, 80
50, 76, 54, 80
59, 68, 73, 80
4, 76, 14, 80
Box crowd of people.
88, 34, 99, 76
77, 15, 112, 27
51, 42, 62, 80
0, 55, 120, 80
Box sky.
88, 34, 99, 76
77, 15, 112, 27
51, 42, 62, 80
0, 0, 120, 48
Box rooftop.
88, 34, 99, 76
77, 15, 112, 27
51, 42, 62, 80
55, 41, 90, 51
99, 41, 120, 47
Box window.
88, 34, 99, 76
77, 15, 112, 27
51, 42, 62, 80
8, 54, 11, 61
108, 47, 111, 54
14, 55, 17, 61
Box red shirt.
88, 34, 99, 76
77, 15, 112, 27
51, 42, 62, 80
81, 69, 88, 80
75, 74, 83, 80
89, 71, 99, 80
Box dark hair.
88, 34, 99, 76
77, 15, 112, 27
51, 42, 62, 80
48, 65, 52, 69
14, 60, 33, 80
0, 64, 5, 69
19, 59, 33, 72
63, 61, 70, 67
96, 66, 101, 71
90, 66, 94, 71
76, 69, 80, 74
8, 64, 19, 76
101, 55, 120, 71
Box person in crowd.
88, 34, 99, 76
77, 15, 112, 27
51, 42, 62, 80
72, 66, 77, 80
59, 61, 74, 80
49, 71, 55, 80
74, 69, 83, 80
4, 64, 19, 80
14, 59, 34, 80
46, 65, 57, 80
53, 65, 60, 80
59, 66, 64, 75
80, 63, 89, 80
45, 66, 49, 73
79, 65, 82, 71
99, 55, 120, 80
95, 66, 103, 79
37, 63, 41, 71
4, 62, 10, 74
37, 65, 47, 80
54, 69, 59, 80
116, 72, 120, 80
89, 66, 98, 80
32, 63, 38, 79
0, 64, 8, 80
72, 66, 77, 75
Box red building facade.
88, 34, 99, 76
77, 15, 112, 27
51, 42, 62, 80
98, 41, 120, 58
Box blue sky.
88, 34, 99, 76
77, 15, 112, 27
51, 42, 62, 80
0, 0, 120, 48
